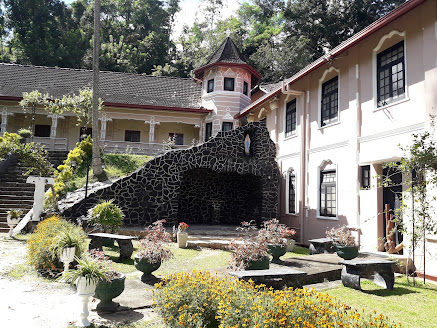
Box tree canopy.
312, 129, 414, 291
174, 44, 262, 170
0, 0, 406, 82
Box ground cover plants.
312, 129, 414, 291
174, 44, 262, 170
154, 270, 401, 328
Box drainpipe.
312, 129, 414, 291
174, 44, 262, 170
282, 81, 305, 244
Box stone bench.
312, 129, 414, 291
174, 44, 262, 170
308, 238, 335, 255
88, 232, 136, 261
228, 268, 307, 288
339, 259, 396, 290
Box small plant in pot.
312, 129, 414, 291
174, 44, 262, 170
52, 227, 87, 274
257, 219, 287, 261
6, 209, 22, 236
90, 199, 125, 246
89, 249, 126, 312
326, 226, 359, 260
282, 228, 297, 252
177, 222, 189, 248
135, 220, 173, 281
17, 128, 32, 142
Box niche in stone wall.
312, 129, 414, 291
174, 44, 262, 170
178, 168, 263, 225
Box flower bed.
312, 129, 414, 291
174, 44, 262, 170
154, 270, 400, 328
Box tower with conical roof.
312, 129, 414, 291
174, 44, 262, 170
194, 37, 261, 141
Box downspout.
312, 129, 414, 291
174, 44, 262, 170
282, 81, 305, 244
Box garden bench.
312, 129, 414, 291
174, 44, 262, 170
308, 238, 335, 255
228, 268, 307, 288
88, 232, 136, 261
339, 259, 396, 290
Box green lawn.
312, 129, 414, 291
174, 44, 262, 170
324, 276, 437, 328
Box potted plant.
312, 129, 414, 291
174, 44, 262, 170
6, 209, 22, 236
229, 221, 270, 270
62, 254, 110, 327
282, 228, 297, 252
89, 249, 126, 312
177, 222, 189, 248
134, 220, 173, 281
18, 128, 32, 143
90, 199, 125, 246
257, 219, 287, 261
52, 228, 87, 274
326, 226, 359, 260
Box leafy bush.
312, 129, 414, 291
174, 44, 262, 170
27, 216, 87, 273
17, 128, 32, 139
90, 199, 125, 233
137, 219, 173, 263
154, 270, 401, 328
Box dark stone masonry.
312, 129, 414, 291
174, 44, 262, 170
62, 122, 280, 226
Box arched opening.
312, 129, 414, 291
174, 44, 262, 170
178, 168, 263, 225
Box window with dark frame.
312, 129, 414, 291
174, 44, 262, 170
243, 81, 249, 96
361, 165, 371, 189
320, 170, 336, 217
169, 133, 184, 145
289, 172, 296, 214
224, 77, 235, 91
321, 76, 338, 126
125, 130, 140, 142
377, 41, 405, 107
222, 122, 233, 132
205, 122, 212, 141
207, 79, 214, 93
285, 99, 297, 137
34, 125, 51, 137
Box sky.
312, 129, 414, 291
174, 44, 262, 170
63, 0, 241, 39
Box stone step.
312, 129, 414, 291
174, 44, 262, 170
0, 191, 34, 197
0, 195, 34, 200
0, 183, 35, 189
0, 198, 34, 205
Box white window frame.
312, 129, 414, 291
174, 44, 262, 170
317, 160, 338, 220
318, 66, 340, 129
372, 30, 408, 111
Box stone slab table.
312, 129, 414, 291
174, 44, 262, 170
88, 232, 136, 261
228, 268, 307, 288
308, 238, 335, 255
339, 259, 396, 290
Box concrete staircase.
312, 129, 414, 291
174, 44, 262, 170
0, 151, 68, 232
0, 162, 35, 232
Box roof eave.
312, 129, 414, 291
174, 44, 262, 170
194, 62, 262, 84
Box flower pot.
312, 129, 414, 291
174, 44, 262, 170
6, 215, 20, 226
94, 274, 126, 312
177, 231, 188, 248
268, 244, 287, 261
336, 245, 359, 260
60, 246, 76, 274
246, 257, 270, 270
286, 238, 296, 252
134, 254, 161, 281
76, 277, 98, 296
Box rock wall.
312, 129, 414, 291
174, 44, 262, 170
62, 122, 279, 226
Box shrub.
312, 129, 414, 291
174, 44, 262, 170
137, 219, 173, 263
326, 225, 356, 246
90, 199, 125, 233
27, 216, 87, 274
17, 128, 32, 139
154, 270, 401, 328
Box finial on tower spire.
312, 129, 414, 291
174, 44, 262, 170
225, 29, 231, 37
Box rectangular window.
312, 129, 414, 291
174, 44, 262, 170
288, 173, 296, 214
224, 77, 235, 91
169, 133, 184, 145
125, 130, 140, 142
320, 170, 336, 217
207, 79, 214, 93
222, 122, 233, 132
321, 76, 338, 126
34, 125, 51, 137
285, 99, 297, 137
361, 165, 371, 189
205, 122, 212, 141
377, 41, 405, 107
243, 81, 249, 96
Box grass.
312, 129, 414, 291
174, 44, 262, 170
66, 153, 152, 192
324, 275, 437, 328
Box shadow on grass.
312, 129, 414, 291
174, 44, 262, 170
360, 281, 418, 296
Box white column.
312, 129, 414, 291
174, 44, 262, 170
48, 114, 65, 139
148, 116, 157, 143
1, 108, 13, 135
99, 112, 111, 140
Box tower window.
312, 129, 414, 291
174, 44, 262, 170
224, 78, 235, 91
207, 79, 214, 93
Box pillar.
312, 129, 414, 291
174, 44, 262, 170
1, 108, 13, 135
99, 112, 112, 140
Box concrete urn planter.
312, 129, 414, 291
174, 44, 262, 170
60, 247, 76, 274
286, 239, 296, 252
335, 245, 359, 260
134, 254, 161, 281
177, 232, 188, 248
94, 274, 126, 312
76, 277, 98, 327
267, 244, 287, 261
245, 257, 270, 270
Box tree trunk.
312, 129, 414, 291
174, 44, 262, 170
92, 0, 107, 182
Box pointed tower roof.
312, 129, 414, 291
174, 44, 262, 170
194, 37, 262, 85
